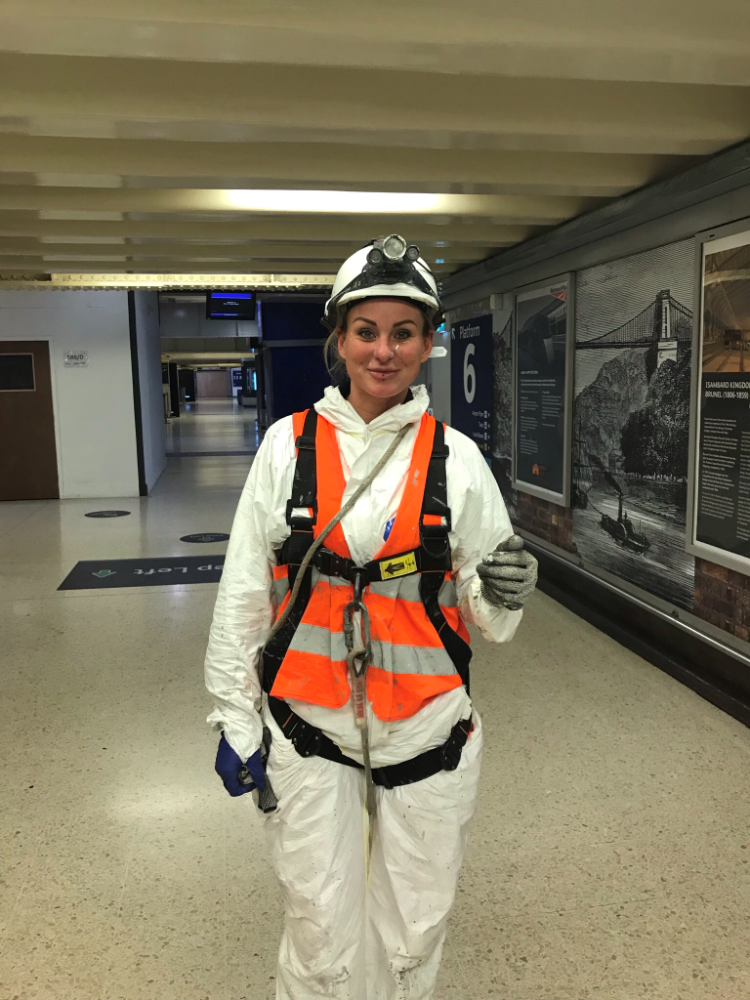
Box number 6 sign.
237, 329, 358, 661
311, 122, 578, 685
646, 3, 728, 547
463, 343, 476, 403
450, 314, 493, 459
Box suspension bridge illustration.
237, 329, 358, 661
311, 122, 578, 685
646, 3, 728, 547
572, 289, 693, 549
577, 289, 692, 367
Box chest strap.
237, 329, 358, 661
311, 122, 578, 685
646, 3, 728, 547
280, 540, 447, 586
268, 695, 473, 788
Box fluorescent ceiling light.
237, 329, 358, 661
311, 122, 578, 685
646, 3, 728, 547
227, 190, 443, 214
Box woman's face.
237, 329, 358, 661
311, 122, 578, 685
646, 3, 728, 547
337, 298, 434, 407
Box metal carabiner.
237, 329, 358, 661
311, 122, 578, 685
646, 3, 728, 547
343, 600, 371, 677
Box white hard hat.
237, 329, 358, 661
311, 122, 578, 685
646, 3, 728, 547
323, 235, 442, 331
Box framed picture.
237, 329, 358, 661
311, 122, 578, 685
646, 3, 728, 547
573, 240, 695, 609
688, 221, 750, 573
512, 274, 575, 506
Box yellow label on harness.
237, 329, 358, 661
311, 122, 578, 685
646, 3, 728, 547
378, 551, 418, 580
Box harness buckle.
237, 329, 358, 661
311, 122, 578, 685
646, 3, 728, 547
420, 533, 451, 567
440, 732, 464, 771
350, 567, 368, 601
420, 510, 452, 534
286, 716, 322, 757
285, 498, 318, 529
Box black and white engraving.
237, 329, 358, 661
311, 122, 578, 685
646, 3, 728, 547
573, 241, 695, 609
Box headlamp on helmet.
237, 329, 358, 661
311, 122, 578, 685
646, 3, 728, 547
323, 234, 443, 331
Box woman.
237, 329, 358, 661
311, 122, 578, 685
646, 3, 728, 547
204, 236, 538, 1000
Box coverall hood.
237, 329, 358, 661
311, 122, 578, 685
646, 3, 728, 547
315, 382, 430, 435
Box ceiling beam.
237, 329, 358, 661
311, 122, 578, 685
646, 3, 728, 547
0, 272, 335, 289
0, 135, 702, 197
3, 0, 750, 86
0, 216, 545, 246
0, 257, 456, 275
2, 54, 748, 156
0, 239, 491, 264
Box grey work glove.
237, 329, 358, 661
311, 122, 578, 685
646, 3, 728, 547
476, 534, 538, 610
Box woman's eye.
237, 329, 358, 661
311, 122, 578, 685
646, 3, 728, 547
357, 328, 376, 340
394, 329, 413, 340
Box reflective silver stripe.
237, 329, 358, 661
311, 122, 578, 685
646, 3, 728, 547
272, 578, 290, 606
286, 622, 458, 677
438, 579, 458, 608
370, 575, 421, 602
288, 568, 458, 613
371, 640, 458, 678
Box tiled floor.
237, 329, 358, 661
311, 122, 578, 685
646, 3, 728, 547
164, 398, 261, 456
1, 456, 749, 1000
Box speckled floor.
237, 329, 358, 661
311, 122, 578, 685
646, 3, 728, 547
164, 399, 261, 456
1, 456, 749, 1000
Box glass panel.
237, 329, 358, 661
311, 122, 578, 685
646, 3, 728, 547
0, 354, 35, 391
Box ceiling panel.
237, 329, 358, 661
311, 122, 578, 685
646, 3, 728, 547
0, 0, 747, 284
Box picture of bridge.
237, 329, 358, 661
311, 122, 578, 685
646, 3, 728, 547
573, 240, 696, 610
577, 288, 692, 368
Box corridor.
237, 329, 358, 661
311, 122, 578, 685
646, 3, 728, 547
164, 399, 261, 457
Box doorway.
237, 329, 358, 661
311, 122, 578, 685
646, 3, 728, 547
0, 340, 59, 500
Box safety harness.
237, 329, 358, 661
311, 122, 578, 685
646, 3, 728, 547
262, 408, 473, 787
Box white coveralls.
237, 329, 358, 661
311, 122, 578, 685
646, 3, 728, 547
205, 384, 521, 1000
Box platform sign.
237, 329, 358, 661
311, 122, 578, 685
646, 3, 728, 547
450, 314, 493, 461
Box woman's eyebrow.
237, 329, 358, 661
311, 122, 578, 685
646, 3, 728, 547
350, 315, 418, 328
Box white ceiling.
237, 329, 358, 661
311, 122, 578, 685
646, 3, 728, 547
2, 0, 750, 285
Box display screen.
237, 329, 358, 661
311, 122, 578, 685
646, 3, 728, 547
206, 291, 256, 320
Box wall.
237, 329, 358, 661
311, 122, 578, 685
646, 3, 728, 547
442, 142, 750, 713
0, 290, 139, 498
158, 300, 258, 340
694, 559, 750, 642
131, 291, 167, 493
259, 298, 329, 422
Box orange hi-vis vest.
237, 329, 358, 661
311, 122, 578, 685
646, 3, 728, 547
262, 408, 472, 722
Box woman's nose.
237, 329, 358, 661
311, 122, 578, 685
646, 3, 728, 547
373, 335, 394, 360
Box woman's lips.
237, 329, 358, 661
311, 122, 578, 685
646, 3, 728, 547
368, 369, 399, 380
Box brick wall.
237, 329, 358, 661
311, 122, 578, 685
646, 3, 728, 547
514, 492, 575, 552
693, 559, 750, 642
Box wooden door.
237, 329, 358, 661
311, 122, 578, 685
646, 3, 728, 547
0, 341, 59, 500
196, 369, 231, 398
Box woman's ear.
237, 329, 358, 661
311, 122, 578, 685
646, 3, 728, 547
337, 328, 347, 360
421, 329, 435, 363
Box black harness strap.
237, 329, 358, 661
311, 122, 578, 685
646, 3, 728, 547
263, 408, 318, 692
283, 408, 319, 578
418, 421, 472, 692
268, 694, 473, 787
